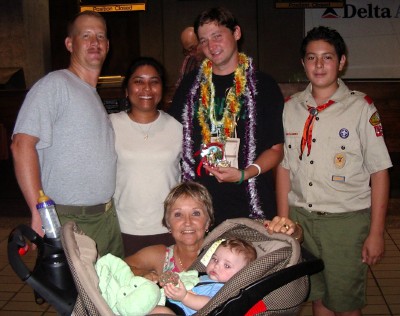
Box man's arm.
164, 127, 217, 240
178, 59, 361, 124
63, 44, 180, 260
10, 133, 43, 235
203, 143, 284, 183
275, 164, 291, 218
362, 169, 390, 265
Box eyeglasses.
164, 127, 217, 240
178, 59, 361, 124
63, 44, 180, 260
182, 45, 198, 56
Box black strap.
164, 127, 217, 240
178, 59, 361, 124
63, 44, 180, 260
194, 281, 224, 288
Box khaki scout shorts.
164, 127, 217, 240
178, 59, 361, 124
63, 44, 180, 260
290, 207, 370, 312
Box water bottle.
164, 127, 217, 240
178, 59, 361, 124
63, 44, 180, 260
36, 190, 61, 239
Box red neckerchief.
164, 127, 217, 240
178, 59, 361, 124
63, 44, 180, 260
299, 100, 335, 159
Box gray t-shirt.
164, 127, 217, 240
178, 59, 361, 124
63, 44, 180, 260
13, 69, 116, 205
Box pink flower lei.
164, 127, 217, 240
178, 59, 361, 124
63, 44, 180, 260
181, 53, 265, 219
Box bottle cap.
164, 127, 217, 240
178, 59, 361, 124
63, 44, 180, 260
37, 190, 49, 203
36, 190, 55, 208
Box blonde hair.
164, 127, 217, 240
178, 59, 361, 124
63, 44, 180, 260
162, 181, 214, 228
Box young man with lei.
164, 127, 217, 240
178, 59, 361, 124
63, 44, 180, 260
169, 7, 285, 226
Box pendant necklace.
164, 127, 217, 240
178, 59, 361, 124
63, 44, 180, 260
175, 248, 186, 271
134, 121, 153, 140
129, 111, 158, 140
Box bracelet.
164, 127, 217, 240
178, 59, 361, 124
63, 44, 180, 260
236, 169, 245, 185
248, 163, 261, 177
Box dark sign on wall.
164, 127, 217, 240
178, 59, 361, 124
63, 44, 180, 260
79, 0, 146, 12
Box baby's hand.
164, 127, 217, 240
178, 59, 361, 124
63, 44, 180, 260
163, 279, 187, 302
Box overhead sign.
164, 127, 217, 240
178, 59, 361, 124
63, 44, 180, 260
80, 2, 146, 12
275, 1, 345, 8
305, 0, 400, 79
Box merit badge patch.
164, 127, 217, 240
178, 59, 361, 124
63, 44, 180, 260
369, 111, 383, 137
339, 128, 349, 139
369, 111, 384, 136
369, 111, 381, 126
334, 153, 346, 169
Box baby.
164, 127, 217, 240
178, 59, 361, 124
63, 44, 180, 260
162, 237, 257, 315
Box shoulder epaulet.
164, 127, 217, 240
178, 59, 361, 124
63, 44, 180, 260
284, 96, 292, 103
349, 90, 372, 104
364, 95, 373, 105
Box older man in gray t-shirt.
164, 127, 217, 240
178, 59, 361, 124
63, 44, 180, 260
11, 11, 123, 257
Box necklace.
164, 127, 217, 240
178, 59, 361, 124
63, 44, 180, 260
181, 53, 265, 219
198, 53, 248, 144
133, 121, 153, 140
128, 111, 158, 140
175, 249, 186, 271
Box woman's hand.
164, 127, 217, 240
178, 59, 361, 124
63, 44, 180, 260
128, 267, 159, 283
143, 270, 159, 283
263, 216, 303, 242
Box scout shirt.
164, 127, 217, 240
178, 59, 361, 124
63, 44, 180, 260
281, 79, 392, 213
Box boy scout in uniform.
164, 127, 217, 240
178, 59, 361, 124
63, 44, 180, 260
276, 26, 392, 316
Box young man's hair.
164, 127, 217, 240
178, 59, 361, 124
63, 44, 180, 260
163, 181, 215, 228
67, 10, 107, 36
300, 26, 347, 60
220, 237, 257, 264
194, 7, 239, 35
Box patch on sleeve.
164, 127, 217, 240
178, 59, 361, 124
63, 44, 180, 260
364, 95, 373, 105
369, 111, 384, 136
369, 111, 381, 126
374, 125, 384, 137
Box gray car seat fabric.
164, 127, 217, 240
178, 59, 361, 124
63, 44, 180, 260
189, 218, 309, 316
61, 221, 114, 316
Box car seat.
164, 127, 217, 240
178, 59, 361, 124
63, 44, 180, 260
9, 218, 323, 315
63, 218, 322, 315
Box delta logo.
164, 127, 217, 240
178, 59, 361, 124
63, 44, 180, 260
322, 3, 400, 18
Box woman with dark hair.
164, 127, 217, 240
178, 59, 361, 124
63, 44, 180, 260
110, 57, 182, 256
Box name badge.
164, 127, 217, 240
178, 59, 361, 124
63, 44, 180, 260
332, 175, 345, 182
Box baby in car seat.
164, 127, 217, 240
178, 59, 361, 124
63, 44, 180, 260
152, 237, 256, 315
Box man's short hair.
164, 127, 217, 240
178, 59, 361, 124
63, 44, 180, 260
194, 7, 238, 35
67, 10, 107, 36
300, 26, 347, 60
